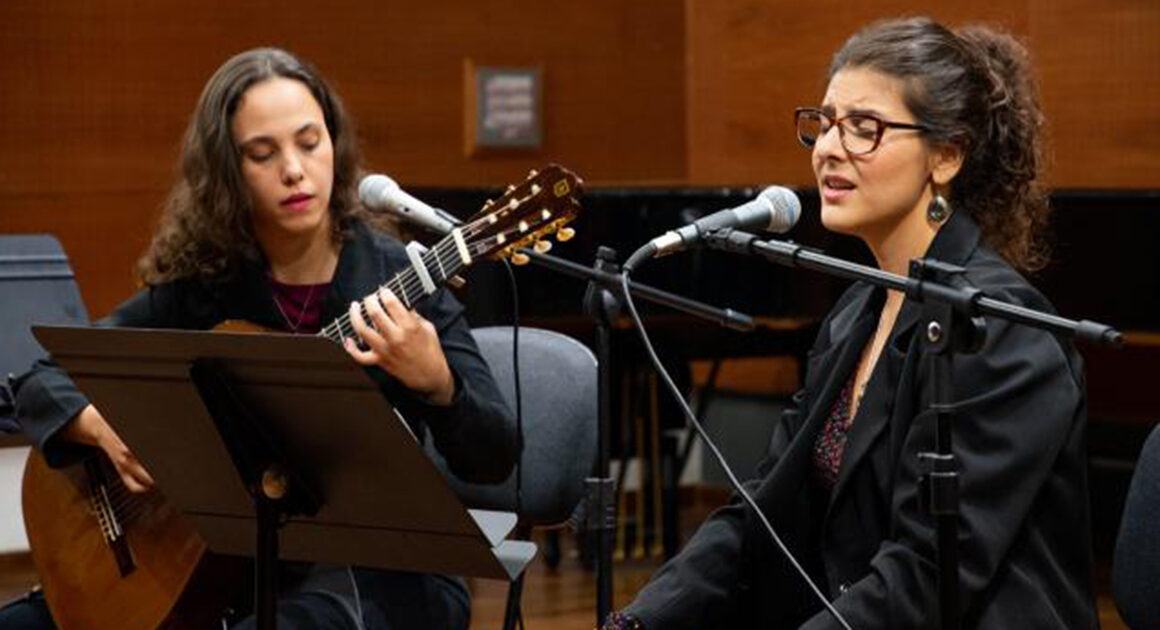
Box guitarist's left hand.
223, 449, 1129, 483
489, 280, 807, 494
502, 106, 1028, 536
343, 287, 456, 406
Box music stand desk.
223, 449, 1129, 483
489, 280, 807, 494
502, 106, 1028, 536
32, 325, 534, 582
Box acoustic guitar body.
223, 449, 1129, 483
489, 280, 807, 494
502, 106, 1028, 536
22, 450, 241, 630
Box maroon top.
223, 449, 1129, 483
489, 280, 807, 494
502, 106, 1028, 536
812, 376, 857, 489
269, 278, 330, 335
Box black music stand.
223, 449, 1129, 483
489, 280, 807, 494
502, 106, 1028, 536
32, 325, 535, 630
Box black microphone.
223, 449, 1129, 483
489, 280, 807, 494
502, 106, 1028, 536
358, 174, 462, 234
622, 186, 801, 273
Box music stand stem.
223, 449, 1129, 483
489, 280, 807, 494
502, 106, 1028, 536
189, 359, 320, 630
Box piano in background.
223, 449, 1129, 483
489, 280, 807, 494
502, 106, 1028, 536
417, 184, 1160, 560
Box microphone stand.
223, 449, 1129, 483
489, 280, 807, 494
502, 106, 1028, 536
704, 229, 1121, 630
396, 208, 752, 626
517, 246, 754, 626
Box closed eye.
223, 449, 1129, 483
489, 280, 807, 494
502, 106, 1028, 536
243, 145, 276, 162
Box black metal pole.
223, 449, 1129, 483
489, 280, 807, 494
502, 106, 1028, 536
526, 245, 760, 626
255, 493, 279, 630
583, 247, 620, 625
931, 349, 960, 630
524, 248, 754, 332
921, 318, 963, 630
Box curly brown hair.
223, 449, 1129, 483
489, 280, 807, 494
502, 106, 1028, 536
138, 47, 389, 284
828, 17, 1051, 272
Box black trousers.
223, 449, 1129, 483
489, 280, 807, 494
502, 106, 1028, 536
0, 567, 470, 630
0, 591, 52, 630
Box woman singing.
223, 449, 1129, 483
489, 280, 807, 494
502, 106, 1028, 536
605, 16, 1095, 630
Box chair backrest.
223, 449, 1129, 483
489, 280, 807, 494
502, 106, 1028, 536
0, 235, 89, 436
1113, 422, 1160, 630
426, 326, 598, 527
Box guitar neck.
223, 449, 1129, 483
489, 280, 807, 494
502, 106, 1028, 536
315, 163, 582, 344
317, 231, 470, 344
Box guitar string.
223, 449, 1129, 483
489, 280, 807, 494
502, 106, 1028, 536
322, 220, 500, 342
320, 181, 567, 340
331, 179, 555, 337
321, 184, 569, 342
329, 223, 540, 342
322, 219, 485, 340
323, 239, 478, 343
105, 480, 149, 526
115, 498, 149, 526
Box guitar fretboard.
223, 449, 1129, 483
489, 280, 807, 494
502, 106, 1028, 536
314, 164, 579, 345
317, 232, 470, 344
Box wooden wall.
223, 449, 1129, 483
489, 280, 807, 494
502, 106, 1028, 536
684, 0, 1160, 187
0, 0, 687, 316
1, 0, 1157, 316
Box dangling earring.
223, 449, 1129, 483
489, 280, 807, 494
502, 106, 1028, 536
927, 191, 951, 224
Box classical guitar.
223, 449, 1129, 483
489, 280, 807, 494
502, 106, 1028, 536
219, 163, 584, 335
21, 164, 584, 630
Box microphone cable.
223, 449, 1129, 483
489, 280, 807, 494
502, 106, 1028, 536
617, 270, 854, 630
500, 257, 527, 630
500, 258, 525, 522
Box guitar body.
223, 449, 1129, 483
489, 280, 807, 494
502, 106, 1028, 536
22, 450, 240, 630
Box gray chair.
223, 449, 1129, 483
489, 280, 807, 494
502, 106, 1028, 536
426, 325, 598, 629
1113, 422, 1160, 630
1, 234, 90, 443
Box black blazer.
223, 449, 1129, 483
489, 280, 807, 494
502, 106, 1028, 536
12, 220, 517, 484
624, 211, 1097, 629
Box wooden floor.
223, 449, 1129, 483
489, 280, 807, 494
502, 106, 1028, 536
0, 534, 1132, 629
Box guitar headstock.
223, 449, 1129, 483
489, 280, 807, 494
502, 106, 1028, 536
461, 164, 583, 264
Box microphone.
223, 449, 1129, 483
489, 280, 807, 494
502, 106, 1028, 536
622, 185, 801, 272
358, 174, 462, 234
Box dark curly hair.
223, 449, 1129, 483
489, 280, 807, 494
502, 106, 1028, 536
828, 17, 1051, 271
138, 47, 390, 284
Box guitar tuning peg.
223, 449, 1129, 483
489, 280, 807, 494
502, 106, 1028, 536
528, 168, 538, 178
506, 184, 516, 194
557, 227, 576, 242
531, 183, 542, 195
533, 240, 552, 254
484, 199, 494, 208
511, 251, 530, 266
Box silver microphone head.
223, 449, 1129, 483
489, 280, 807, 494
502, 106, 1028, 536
358, 174, 399, 207
756, 185, 801, 234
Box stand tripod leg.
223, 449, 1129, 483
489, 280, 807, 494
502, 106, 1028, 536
502, 573, 525, 630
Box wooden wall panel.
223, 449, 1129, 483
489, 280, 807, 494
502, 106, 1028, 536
1030, 0, 1160, 188
684, 0, 1159, 189
1, 0, 1157, 318
0, 0, 686, 315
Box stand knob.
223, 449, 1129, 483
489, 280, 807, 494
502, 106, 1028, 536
261, 467, 289, 500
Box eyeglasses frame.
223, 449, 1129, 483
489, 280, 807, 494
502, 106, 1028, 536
794, 107, 930, 155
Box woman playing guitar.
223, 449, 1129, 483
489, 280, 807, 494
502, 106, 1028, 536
4, 47, 519, 630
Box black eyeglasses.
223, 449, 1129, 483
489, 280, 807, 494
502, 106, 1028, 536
795, 107, 929, 155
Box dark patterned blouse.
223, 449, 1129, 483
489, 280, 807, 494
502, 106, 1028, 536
813, 376, 857, 488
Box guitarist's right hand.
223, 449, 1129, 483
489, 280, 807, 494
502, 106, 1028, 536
62, 404, 156, 493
